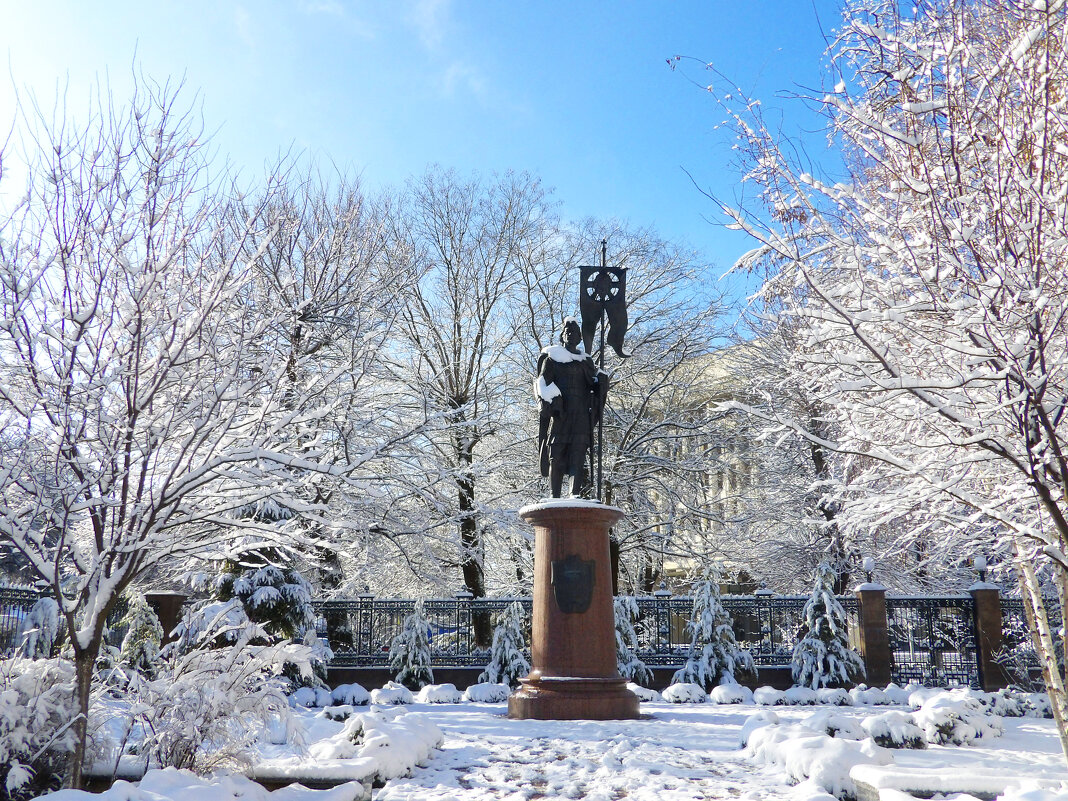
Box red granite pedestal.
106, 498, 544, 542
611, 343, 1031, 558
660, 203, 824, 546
508, 501, 640, 720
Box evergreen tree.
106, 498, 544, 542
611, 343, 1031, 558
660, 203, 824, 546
791, 562, 865, 689
478, 601, 530, 688
118, 591, 164, 678
18, 597, 61, 659
671, 567, 756, 690
614, 595, 652, 687
389, 601, 434, 690
214, 560, 328, 688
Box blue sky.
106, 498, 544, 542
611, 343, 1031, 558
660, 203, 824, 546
0, 0, 843, 301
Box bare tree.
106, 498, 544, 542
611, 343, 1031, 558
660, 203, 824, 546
712, 0, 1068, 759
384, 167, 554, 640
0, 79, 348, 785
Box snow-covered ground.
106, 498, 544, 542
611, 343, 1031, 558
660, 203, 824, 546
42, 688, 1068, 801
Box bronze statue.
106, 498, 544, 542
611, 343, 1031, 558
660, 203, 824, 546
535, 318, 608, 497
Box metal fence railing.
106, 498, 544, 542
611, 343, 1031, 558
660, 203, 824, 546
885, 595, 979, 688
0, 585, 1010, 689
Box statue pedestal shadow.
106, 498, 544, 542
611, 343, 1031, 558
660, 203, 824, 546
508, 501, 640, 720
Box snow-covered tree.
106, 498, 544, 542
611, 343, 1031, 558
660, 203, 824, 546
215, 563, 316, 642
118, 592, 164, 679
707, 0, 1068, 760
671, 567, 755, 690
614, 595, 652, 686
385, 167, 554, 639
0, 78, 356, 786
478, 601, 530, 688
791, 562, 865, 689
18, 597, 61, 660
389, 601, 434, 690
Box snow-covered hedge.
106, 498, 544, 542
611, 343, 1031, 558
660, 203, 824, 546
462, 682, 511, 703
306, 707, 443, 782
416, 683, 463, 704
370, 681, 414, 706
662, 682, 708, 703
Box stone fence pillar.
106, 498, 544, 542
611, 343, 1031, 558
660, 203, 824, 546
970, 583, 1012, 692
855, 583, 892, 687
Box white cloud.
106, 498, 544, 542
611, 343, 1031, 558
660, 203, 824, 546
407, 0, 450, 51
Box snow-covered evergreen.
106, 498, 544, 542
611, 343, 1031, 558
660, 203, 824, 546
389, 601, 434, 690
215, 563, 316, 641
478, 601, 530, 688
614, 595, 652, 686
791, 562, 865, 689
118, 592, 164, 679
18, 597, 61, 660
671, 567, 756, 690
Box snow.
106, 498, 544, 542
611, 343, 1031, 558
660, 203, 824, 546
32, 683, 1068, 801
517, 498, 624, 515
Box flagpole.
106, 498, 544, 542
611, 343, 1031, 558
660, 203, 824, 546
597, 238, 606, 502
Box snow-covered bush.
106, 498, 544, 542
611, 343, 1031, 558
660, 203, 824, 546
745, 721, 892, 799
117, 592, 164, 679
662, 682, 708, 703
288, 686, 333, 707
753, 686, 787, 706
614, 595, 652, 686
371, 681, 414, 706
983, 688, 1027, 717
670, 567, 756, 690
1025, 692, 1054, 719
862, 711, 926, 749
416, 683, 463, 703
118, 600, 310, 772
816, 687, 853, 706
850, 685, 890, 706
308, 707, 443, 782
911, 690, 1005, 745
332, 683, 371, 706
791, 563, 865, 689
18, 597, 61, 660
478, 601, 529, 688
389, 602, 434, 690
627, 682, 662, 702
710, 681, 755, 705
783, 686, 819, 705
739, 710, 780, 747
884, 683, 921, 706
801, 710, 866, 740
0, 658, 86, 798
462, 682, 511, 703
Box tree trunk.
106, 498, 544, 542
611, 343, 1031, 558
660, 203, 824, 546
458, 455, 491, 646
68, 646, 97, 789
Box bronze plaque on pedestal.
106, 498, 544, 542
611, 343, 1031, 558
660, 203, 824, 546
551, 555, 594, 614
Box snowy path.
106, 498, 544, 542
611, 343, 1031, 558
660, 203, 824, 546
376, 704, 797, 801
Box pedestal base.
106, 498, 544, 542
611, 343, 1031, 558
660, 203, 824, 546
508, 676, 640, 720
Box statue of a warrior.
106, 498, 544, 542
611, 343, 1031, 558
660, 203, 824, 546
534, 317, 609, 497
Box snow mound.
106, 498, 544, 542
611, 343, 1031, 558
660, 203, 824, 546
883, 682, 920, 706
626, 682, 662, 702
816, 687, 852, 706
662, 682, 708, 703
710, 682, 754, 705
801, 710, 867, 740
862, 710, 926, 749
306, 707, 443, 783
289, 687, 319, 707
462, 682, 511, 703
912, 689, 1003, 745
739, 710, 780, 747
784, 686, 819, 705
332, 683, 371, 706
370, 681, 413, 706
745, 721, 892, 799
415, 683, 463, 704
850, 685, 890, 706
40, 767, 370, 801
754, 686, 787, 706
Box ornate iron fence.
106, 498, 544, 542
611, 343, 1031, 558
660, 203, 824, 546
315, 593, 859, 670
885, 595, 979, 688
0, 586, 39, 655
